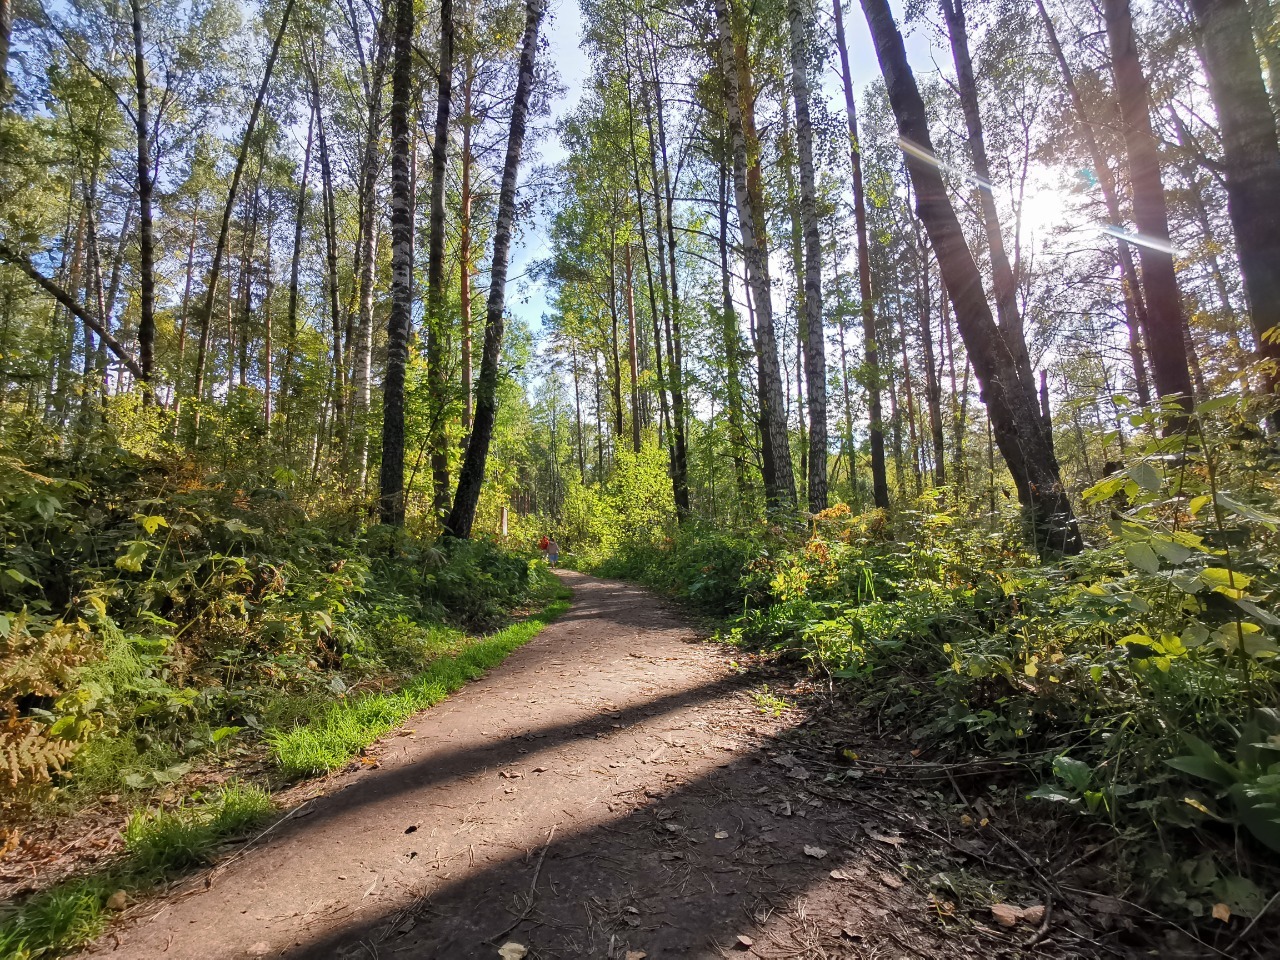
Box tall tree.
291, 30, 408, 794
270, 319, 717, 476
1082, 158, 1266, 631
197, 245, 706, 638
789, 0, 827, 512
444, 0, 545, 538
379, 0, 415, 525
1102, 0, 1194, 415
859, 0, 1082, 556
1033, 0, 1153, 409
833, 0, 888, 509
129, 0, 155, 394
426, 0, 456, 515
715, 0, 797, 509
1189, 0, 1280, 419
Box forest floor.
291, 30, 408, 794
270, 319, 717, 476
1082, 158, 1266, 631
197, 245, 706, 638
76, 572, 1190, 959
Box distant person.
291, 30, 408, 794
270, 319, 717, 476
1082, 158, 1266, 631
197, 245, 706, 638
546, 538, 560, 568
538, 534, 549, 560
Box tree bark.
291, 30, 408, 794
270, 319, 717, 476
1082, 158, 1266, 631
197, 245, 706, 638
625, 243, 642, 453
940, 0, 1030, 386
380, 0, 416, 525
444, 0, 544, 538
282, 104, 314, 447
790, 0, 827, 512
460, 67, 476, 438
426, 0, 455, 515
1190, 0, 1280, 420
312, 67, 346, 462
1103, 0, 1194, 418
860, 0, 1082, 556
715, 0, 796, 509
834, 0, 888, 508
130, 0, 156, 395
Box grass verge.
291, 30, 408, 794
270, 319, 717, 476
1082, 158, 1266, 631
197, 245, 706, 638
269, 591, 571, 776
0, 784, 274, 960
0, 587, 571, 960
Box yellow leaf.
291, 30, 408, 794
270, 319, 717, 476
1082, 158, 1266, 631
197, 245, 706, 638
1024, 659, 1039, 678
1212, 902, 1231, 923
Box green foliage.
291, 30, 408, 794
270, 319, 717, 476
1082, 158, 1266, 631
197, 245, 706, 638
269, 596, 570, 776
0, 445, 556, 806
588, 411, 1280, 918
0, 784, 273, 959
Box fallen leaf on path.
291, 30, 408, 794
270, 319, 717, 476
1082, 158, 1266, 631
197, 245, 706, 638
804, 845, 828, 859
869, 832, 905, 847
785, 766, 811, 781
878, 872, 903, 890
735, 935, 755, 948
1023, 904, 1045, 925
247, 944, 271, 957
624, 951, 646, 959
106, 890, 127, 911
498, 943, 528, 960
532, 766, 547, 773
830, 868, 859, 881
1212, 902, 1231, 922
990, 903, 1022, 927
715, 830, 729, 839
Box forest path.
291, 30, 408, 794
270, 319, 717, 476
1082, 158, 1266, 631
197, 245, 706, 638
86, 572, 1006, 960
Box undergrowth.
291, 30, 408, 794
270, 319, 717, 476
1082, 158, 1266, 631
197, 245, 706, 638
270, 595, 570, 775
585, 405, 1280, 930
0, 784, 273, 959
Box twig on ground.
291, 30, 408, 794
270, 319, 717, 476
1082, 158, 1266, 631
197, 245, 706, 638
488, 823, 558, 943
1023, 895, 1053, 948
203, 797, 318, 889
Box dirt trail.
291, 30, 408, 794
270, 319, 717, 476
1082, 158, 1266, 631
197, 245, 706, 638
85, 573, 1027, 959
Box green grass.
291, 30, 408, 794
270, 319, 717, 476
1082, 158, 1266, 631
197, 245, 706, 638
0, 591, 572, 960
0, 784, 274, 960
268, 593, 571, 777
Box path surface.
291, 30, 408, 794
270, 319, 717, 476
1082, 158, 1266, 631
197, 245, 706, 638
87, 573, 1004, 959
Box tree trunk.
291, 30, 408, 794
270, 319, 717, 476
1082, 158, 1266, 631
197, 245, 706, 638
625, 243, 642, 453
459, 68, 476, 438
426, 0, 455, 515
860, 0, 1082, 556
940, 0, 1030, 386
380, 0, 416, 525
1034, 0, 1153, 408
352, 14, 391, 488
834, 0, 889, 509
640, 44, 690, 517
282, 104, 314, 448
444, 0, 544, 538
1103, 0, 1194, 418
313, 69, 346, 463
130, 0, 156, 396
192, 0, 296, 423
715, 0, 796, 509
1190, 0, 1280, 421
717, 148, 749, 497
789, 0, 828, 512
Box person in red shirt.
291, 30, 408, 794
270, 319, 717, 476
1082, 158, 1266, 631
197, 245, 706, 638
538, 535, 549, 561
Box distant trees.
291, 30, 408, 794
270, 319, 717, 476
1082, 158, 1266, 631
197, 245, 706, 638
1, 0, 1277, 554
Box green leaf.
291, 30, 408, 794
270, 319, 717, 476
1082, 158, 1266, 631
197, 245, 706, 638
133, 514, 169, 535
224, 519, 264, 536
1128, 462, 1162, 493
1124, 542, 1160, 574
115, 540, 152, 573
1215, 493, 1280, 531
1053, 756, 1092, 792
1083, 474, 1127, 504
